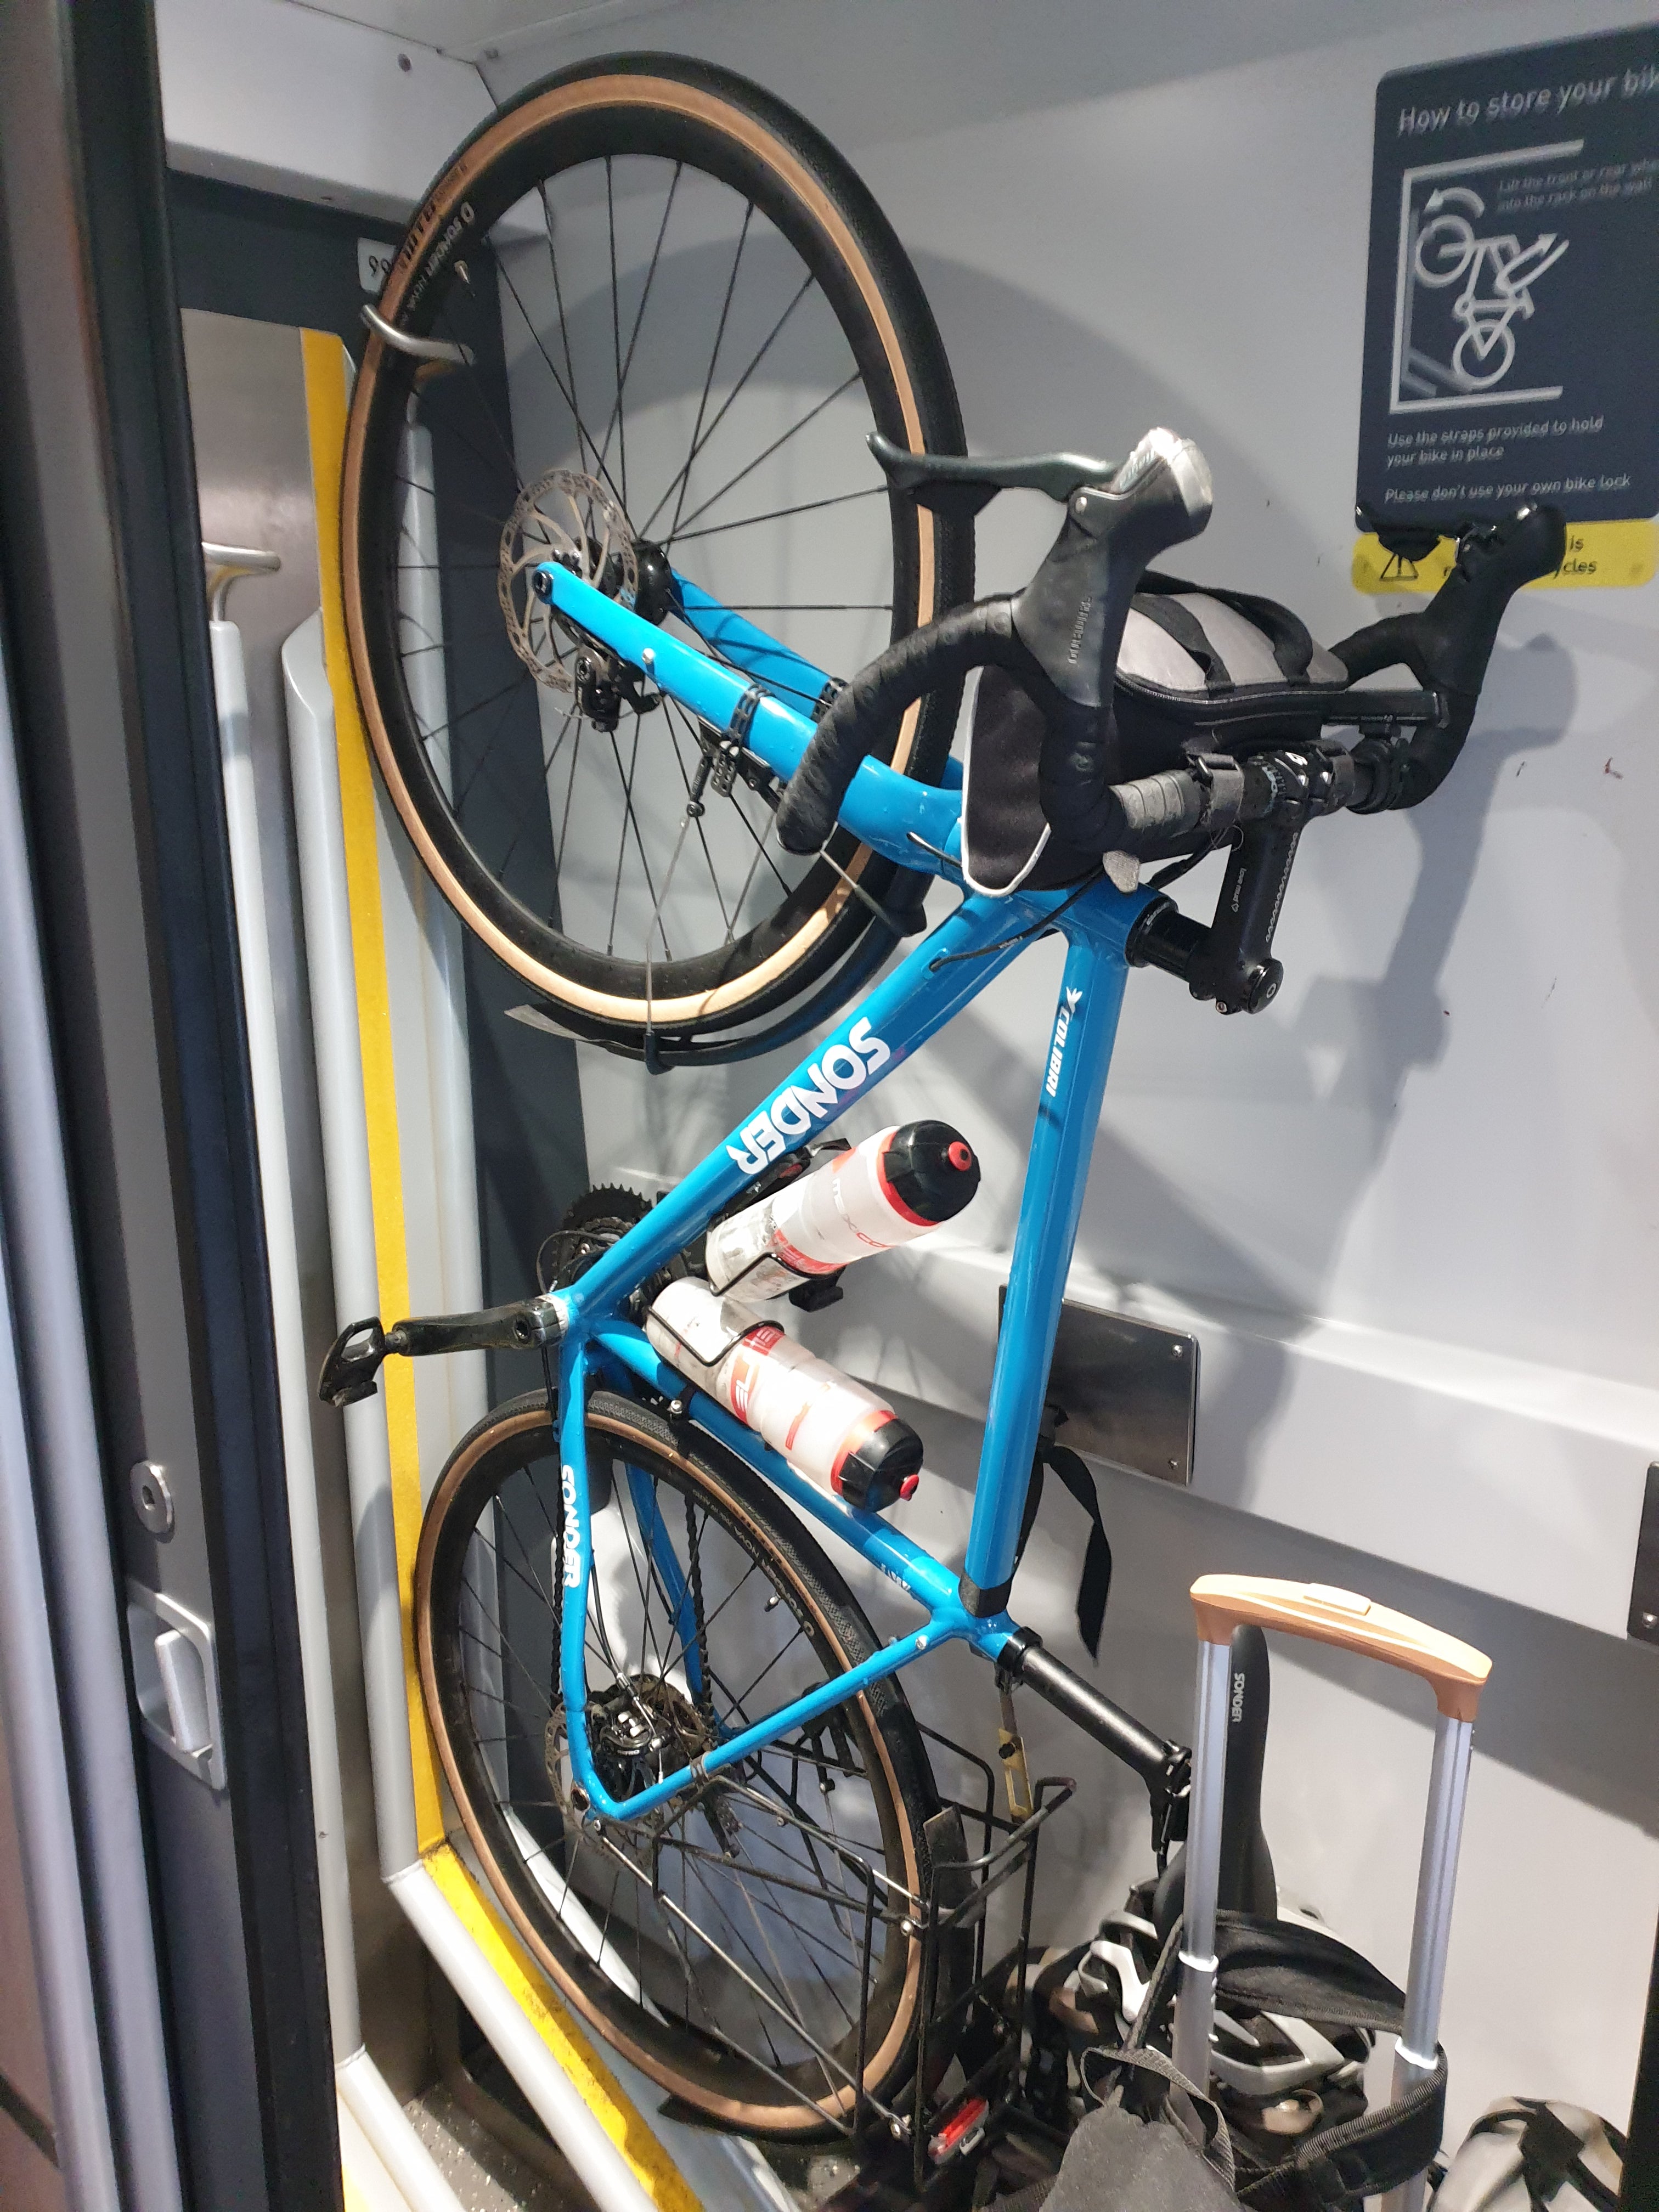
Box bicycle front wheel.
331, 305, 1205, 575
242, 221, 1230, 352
343, 55, 970, 1053
415, 1387, 947, 2132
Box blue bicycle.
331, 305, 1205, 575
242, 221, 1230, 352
328, 55, 1563, 2140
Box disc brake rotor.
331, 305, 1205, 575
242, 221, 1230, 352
499, 468, 639, 692
547, 1673, 716, 1813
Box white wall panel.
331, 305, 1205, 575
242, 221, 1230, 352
157, 0, 491, 218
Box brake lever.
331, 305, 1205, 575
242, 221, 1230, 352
868, 430, 1117, 517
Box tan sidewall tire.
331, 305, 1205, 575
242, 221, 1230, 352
343, 72, 947, 1030
414, 1397, 929, 2132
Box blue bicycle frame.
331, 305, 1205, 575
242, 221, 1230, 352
537, 562, 1155, 1828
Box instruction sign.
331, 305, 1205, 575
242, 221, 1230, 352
1356, 26, 1659, 580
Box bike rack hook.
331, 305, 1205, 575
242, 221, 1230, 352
361, 303, 472, 366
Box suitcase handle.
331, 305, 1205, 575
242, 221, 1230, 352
1175, 1575, 1492, 2212
1190, 1574, 1491, 1722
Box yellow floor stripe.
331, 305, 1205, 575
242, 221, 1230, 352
426, 1844, 702, 2212
301, 328, 442, 1851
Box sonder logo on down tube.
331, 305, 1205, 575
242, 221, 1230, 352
726, 1019, 893, 1174
560, 1464, 582, 1589
1045, 988, 1083, 1098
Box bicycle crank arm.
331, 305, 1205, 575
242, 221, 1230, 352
317, 1296, 563, 1407
999, 1628, 1190, 1855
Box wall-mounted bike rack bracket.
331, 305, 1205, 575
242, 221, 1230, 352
125, 1580, 225, 1792
999, 1290, 1199, 1486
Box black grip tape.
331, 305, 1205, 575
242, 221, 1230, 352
776, 598, 1040, 854
1330, 504, 1565, 808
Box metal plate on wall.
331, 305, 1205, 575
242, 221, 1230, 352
999, 1291, 1198, 1486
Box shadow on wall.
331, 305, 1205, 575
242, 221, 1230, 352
853, 1384, 1657, 1953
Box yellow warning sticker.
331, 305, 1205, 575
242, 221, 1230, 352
1352, 518, 1657, 594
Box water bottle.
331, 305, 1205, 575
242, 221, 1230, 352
645, 1276, 922, 1510
706, 1120, 979, 1304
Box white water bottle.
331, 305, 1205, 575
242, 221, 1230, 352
706, 1120, 979, 1304
645, 1276, 922, 1510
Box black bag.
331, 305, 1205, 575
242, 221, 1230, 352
961, 576, 1352, 894
1052, 1915, 1448, 2212
1046, 2058, 1242, 2212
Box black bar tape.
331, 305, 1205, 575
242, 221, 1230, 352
775, 597, 1048, 855
1329, 503, 1565, 809
1111, 768, 1206, 842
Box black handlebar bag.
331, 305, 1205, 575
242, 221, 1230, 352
960, 578, 1351, 894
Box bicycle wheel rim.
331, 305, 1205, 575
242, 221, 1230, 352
416, 1391, 936, 2132
344, 56, 969, 1040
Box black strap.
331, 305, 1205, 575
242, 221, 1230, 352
1199, 585, 1317, 681
1238, 2050, 1447, 2210
1212, 1913, 1406, 2036
1122, 1911, 1442, 2211
1465, 2103, 1623, 2212
1477, 2097, 1628, 2203
1014, 1437, 1113, 1659
1131, 591, 1234, 686
1081, 2045, 1238, 2193
1137, 569, 1317, 681
1520, 2108, 1613, 2212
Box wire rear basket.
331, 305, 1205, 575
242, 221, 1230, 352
643, 1720, 1076, 2197
891, 1728, 1075, 2195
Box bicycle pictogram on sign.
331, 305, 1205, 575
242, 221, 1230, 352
1391, 142, 1581, 411
1409, 185, 1568, 392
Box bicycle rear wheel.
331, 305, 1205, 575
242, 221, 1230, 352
343, 55, 970, 1055
415, 1387, 949, 2132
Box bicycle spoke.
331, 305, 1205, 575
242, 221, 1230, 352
502, 205, 625, 511
662, 711, 734, 934
391, 474, 511, 535
603, 716, 668, 960
603, 163, 682, 493
668, 482, 886, 546
422, 345, 525, 493
643, 269, 818, 540
603, 159, 628, 511
669, 369, 861, 538
652, 201, 754, 545
540, 701, 580, 788
554, 721, 585, 882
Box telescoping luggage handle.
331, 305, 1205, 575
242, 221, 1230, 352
1172, 1577, 1492, 2212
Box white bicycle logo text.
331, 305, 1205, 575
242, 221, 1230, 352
1412, 185, 1569, 392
